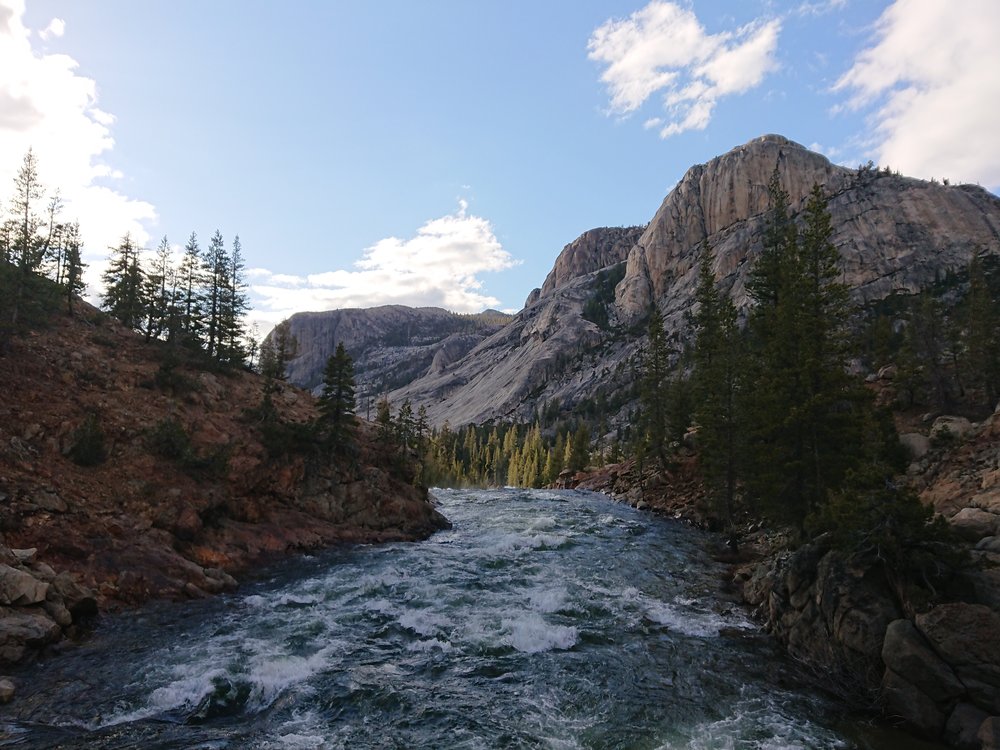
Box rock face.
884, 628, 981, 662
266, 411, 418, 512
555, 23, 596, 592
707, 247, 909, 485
741, 543, 1000, 745
0, 302, 450, 666
526, 225, 646, 306
274, 306, 511, 405
390, 135, 1000, 427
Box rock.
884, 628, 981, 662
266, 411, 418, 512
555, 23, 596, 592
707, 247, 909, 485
980, 717, 1000, 750
945, 703, 990, 750
49, 573, 97, 621
916, 603, 1000, 714
881, 668, 947, 737
536, 226, 645, 299
0, 565, 48, 606
882, 619, 965, 704
31, 490, 67, 513
877, 364, 898, 380
950, 507, 1000, 542
9, 548, 36, 563
0, 608, 62, 663
0, 677, 13, 703
899, 433, 931, 460
931, 415, 974, 443
977, 537, 1000, 553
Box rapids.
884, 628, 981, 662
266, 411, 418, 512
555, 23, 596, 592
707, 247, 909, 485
0, 489, 936, 748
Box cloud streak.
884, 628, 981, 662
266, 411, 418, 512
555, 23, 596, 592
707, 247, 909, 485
588, 1, 780, 138
249, 201, 518, 327
834, 0, 1000, 189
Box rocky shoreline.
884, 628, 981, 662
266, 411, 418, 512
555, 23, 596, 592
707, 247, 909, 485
561, 407, 1000, 750
0, 305, 449, 700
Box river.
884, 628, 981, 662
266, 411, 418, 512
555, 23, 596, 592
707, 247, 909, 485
1, 488, 935, 749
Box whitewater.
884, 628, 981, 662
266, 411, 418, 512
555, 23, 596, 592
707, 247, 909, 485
0, 488, 926, 748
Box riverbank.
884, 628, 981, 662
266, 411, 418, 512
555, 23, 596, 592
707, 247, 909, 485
0, 304, 449, 682
561, 416, 1000, 749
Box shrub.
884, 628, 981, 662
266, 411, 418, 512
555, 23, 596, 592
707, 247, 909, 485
148, 417, 191, 460
68, 413, 107, 466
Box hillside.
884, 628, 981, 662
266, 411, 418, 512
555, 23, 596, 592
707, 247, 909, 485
0, 302, 448, 665
387, 135, 1000, 427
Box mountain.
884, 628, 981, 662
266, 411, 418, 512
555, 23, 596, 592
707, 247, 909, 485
385, 135, 1000, 426
276, 305, 512, 410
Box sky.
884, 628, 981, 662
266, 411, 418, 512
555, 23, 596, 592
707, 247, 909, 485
2, 0, 999, 332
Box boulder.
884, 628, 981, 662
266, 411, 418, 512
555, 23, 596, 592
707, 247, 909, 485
882, 619, 965, 704
881, 668, 947, 736
916, 604, 1000, 714
49, 573, 97, 621
899, 433, 931, 460
0, 608, 62, 663
950, 507, 1000, 542
980, 717, 1000, 750
0, 677, 13, 703
945, 703, 990, 750
0, 565, 48, 606
931, 416, 974, 443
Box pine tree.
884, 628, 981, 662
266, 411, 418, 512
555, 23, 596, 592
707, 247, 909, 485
101, 233, 145, 329
220, 234, 250, 365
962, 255, 1000, 410
62, 221, 86, 316
178, 232, 203, 342
1, 149, 56, 349
317, 342, 357, 451
639, 308, 672, 470
692, 243, 744, 528
202, 229, 230, 359
742, 183, 865, 530
375, 398, 394, 445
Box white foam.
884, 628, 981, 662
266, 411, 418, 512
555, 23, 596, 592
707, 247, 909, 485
503, 613, 578, 653
528, 586, 569, 613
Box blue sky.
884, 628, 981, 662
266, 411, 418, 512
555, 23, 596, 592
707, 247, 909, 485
3, 0, 999, 330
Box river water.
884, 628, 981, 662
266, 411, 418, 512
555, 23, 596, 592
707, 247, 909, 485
2, 488, 931, 749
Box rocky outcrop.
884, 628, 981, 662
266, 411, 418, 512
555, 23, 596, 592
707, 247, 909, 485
0, 545, 96, 665
527, 225, 646, 305
740, 543, 1000, 746
0, 302, 450, 666
387, 135, 1000, 428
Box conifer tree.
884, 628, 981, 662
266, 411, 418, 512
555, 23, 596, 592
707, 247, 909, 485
743, 182, 864, 530
62, 221, 86, 316
638, 308, 671, 470
178, 232, 203, 342
317, 342, 357, 451
101, 233, 145, 329
692, 244, 744, 528
1, 149, 56, 349
202, 229, 230, 359
219, 234, 250, 364
962, 255, 999, 410
375, 397, 394, 445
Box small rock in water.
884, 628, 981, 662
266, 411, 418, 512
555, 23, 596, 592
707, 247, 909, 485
0, 677, 15, 703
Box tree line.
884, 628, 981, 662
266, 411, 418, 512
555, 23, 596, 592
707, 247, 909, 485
101, 228, 251, 366
0, 150, 86, 352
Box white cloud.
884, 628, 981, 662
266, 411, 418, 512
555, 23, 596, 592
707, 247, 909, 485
0, 0, 155, 295
834, 0, 1000, 189
39, 17, 64, 40
249, 202, 518, 328
588, 1, 780, 138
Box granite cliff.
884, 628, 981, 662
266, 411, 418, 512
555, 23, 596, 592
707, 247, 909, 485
276, 305, 511, 409
387, 135, 1000, 427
